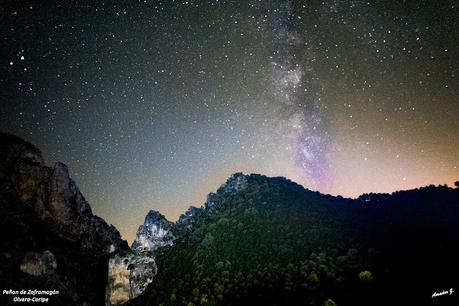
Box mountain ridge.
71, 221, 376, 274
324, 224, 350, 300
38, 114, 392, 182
129, 171, 459, 306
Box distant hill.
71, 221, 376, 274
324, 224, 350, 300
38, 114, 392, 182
130, 173, 459, 306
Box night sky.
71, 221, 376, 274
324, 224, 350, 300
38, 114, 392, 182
1, 0, 458, 242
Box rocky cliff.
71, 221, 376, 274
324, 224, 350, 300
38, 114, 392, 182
0, 133, 128, 305
106, 250, 156, 305
106, 210, 175, 305
131, 211, 175, 253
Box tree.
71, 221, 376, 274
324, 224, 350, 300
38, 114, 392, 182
306, 271, 319, 290
359, 270, 373, 283
454, 181, 459, 188
323, 298, 337, 306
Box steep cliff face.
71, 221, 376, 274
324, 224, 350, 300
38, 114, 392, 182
131, 210, 175, 252
106, 251, 156, 305
106, 210, 174, 305
0, 133, 128, 305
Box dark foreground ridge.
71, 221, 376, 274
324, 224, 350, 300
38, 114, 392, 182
0, 133, 129, 305
130, 173, 459, 306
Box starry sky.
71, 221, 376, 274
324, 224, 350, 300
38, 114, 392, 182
1, 0, 458, 243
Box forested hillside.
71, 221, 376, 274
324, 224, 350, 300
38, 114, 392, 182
130, 173, 459, 306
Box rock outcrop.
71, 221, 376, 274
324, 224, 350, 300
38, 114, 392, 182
106, 211, 174, 305
19, 251, 57, 277
204, 172, 248, 213
218, 172, 248, 194
0, 133, 128, 305
106, 251, 156, 305
176, 206, 200, 230
131, 210, 175, 253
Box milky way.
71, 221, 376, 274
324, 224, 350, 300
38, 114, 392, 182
267, 1, 331, 190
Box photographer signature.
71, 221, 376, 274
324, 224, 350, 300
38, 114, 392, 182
432, 288, 454, 298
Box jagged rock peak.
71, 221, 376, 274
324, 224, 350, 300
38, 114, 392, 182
131, 210, 175, 252
176, 206, 200, 230
219, 172, 248, 194
50, 162, 93, 218
204, 173, 249, 211
108, 211, 173, 305
144, 210, 171, 225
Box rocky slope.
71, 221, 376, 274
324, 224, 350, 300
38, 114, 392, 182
0, 133, 128, 305
106, 211, 175, 305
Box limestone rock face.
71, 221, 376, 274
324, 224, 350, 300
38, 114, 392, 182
129, 254, 157, 298
106, 251, 157, 305
106, 211, 176, 305
131, 210, 175, 253
0, 133, 128, 305
20, 251, 57, 276
46, 161, 125, 252
106, 254, 131, 305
